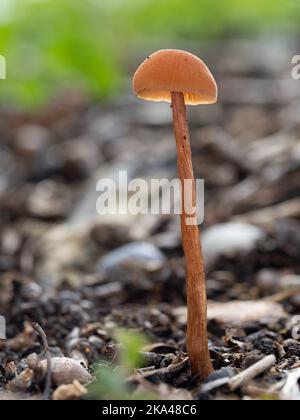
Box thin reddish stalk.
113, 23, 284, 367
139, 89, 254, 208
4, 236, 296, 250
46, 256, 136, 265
171, 91, 213, 380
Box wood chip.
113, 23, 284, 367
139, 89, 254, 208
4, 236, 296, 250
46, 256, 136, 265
173, 300, 287, 325
229, 355, 276, 391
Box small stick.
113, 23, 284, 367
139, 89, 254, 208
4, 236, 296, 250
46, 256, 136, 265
233, 197, 300, 225
229, 355, 276, 391
171, 92, 213, 380
33, 323, 52, 400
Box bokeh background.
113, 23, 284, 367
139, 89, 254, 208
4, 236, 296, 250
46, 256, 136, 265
0, 0, 300, 107
0, 0, 300, 400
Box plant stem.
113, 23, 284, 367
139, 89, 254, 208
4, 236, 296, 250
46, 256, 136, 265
171, 91, 213, 380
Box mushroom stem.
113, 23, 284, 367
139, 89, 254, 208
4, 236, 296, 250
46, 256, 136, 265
171, 91, 213, 380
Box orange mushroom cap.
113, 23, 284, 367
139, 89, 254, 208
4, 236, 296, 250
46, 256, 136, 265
133, 49, 218, 106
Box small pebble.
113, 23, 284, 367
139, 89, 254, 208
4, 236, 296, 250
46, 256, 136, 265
40, 357, 92, 386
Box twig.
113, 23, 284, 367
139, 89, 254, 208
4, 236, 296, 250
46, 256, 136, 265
201, 355, 277, 394
33, 323, 52, 400
128, 357, 189, 382
229, 355, 276, 391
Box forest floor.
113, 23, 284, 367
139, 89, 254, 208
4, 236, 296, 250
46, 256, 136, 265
0, 37, 300, 400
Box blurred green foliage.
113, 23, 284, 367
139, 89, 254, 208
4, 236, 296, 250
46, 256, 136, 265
0, 0, 299, 108
116, 329, 147, 370
86, 329, 152, 400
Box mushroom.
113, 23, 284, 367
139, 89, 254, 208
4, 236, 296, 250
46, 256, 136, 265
133, 49, 217, 380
